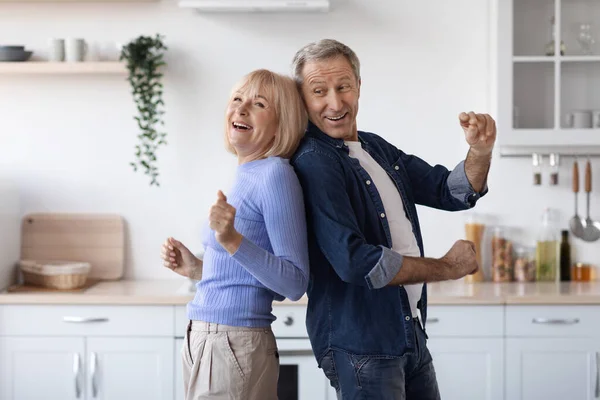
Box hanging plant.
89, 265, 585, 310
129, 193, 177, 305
120, 34, 168, 186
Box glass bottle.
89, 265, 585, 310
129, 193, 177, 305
545, 16, 566, 56
536, 208, 558, 282
559, 230, 571, 281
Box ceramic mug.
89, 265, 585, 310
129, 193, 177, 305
566, 110, 593, 129
48, 38, 65, 62
65, 38, 87, 62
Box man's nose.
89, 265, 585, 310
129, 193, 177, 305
326, 92, 343, 111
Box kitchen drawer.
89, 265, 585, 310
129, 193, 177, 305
271, 306, 307, 338
0, 305, 174, 337
425, 305, 504, 337
506, 305, 600, 337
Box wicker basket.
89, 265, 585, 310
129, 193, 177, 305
19, 260, 91, 290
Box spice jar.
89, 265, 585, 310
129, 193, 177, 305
571, 263, 593, 282
532, 153, 542, 185
491, 227, 513, 282
514, 246, 536, 282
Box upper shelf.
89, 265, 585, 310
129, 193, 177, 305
513, 56, 600, 63
0, 62, 127, 75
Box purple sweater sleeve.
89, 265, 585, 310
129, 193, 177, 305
231, 163, 309, 301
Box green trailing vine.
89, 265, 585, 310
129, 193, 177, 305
120, 34, 168, 186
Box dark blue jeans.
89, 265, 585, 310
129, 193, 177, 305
319, 319, 440, 400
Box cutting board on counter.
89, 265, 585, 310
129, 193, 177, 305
21, 213, 125, 280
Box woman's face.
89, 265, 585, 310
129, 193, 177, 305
226, 85, 278, 163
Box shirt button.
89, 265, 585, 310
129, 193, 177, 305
380, 213, 386, 218
394, 166, 399, 170
366, 180, 371, 185
405, 316, 411, 321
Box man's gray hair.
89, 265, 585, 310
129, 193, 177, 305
291, 39, 361, 85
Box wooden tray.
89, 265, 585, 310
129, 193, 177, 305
21, 213, 125, 280
6, 279, 100, 293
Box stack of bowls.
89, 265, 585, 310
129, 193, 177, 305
0, 45, 33, 62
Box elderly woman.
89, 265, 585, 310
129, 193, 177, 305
160, 69, 309, 400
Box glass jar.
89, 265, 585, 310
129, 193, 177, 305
514, 246, 536, 282
491, 227, 513, 282
572, 263, 593, 282
464, 212, 486, 283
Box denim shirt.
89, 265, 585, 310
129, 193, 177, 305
290, 122, 487, 362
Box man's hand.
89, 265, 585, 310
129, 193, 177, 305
209, 190, 243, 254
459, 112, 496, 156
439, 240, 480, 280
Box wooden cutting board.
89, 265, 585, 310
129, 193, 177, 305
20, 213, 125, 280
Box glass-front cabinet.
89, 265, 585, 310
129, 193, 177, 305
494, 0, 600, 150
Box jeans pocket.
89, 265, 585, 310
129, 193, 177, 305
319, 351, 340, 392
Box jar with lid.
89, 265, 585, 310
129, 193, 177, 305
464, 212, 486, 282
514, 246, 536, 282
491, 226, 513, 282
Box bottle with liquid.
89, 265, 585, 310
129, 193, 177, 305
559, 230, 571, 281
536, 208, 558, 281
545, 16, 566, 56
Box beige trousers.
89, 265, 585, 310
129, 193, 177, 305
181, 320, 279, 400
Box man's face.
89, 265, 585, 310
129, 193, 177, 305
300, 56, 360, 141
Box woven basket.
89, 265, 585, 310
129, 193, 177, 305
19, 260, 91, 290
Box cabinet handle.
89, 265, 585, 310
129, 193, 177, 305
427, 318, 440, 324
90, 352, 98, 398
595, 352, 600, 398
63, 317, 109, 323
73, 353, 81, 399
531, 317, 580, 325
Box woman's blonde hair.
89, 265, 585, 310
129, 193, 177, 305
224, 69, 307, 159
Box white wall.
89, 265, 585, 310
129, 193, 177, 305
0, 0, 598, 280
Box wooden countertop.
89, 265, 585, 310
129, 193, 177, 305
2, 279, 600, 306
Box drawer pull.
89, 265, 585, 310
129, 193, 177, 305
532, 317, 580, 325
63, 317, 109, 323
283, 316, 294, 326
73, 353, 81, 399
427, 318, 440, 324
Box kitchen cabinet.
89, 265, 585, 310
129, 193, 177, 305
0, 337, 85, 400
426, 306, 504, 400
0, 305, 175, 400
505, 305, 600, 400
493, 0, 600, 151
506, 338, 599, 400
428, 338, 504, 400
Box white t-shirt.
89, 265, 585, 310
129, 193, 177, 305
346, 141, 423, 319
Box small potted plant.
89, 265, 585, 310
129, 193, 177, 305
120, 34, 168, 186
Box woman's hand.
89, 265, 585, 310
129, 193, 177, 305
209, 190, 243, 254
160, 237, 203, 280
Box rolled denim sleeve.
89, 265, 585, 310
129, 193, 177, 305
447, 160, 488, 208
365, 246, 404, 289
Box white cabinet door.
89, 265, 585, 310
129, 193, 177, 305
86, 337, 174, 400
506, 338, 599, 400
175, 338, 184, 400
0, 337, 85, 400
427, 338, 503, 400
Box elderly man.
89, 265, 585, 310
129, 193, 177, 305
289, 39, 495, 399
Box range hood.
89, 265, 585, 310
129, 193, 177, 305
178, 0, 330, 12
